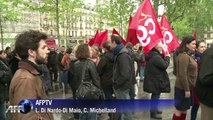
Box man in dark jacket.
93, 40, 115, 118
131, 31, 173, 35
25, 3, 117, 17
196, 45, 213, 120
109, 34, 134, 120
0, 51, 12, 120
57, 46, 65, 89
47, 47, 58, 86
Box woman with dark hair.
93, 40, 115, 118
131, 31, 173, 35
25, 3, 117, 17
172, 36, 197, 120
73, 44, 101, 120
191, 40, 206, 120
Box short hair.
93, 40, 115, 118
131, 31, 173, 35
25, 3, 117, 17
65, 47, 72, 54
75, 44, 90, 59
102, 41, 111, 52
5, 47, 11, 51
111, 34, 122, 44
196, 40, 205, 48
138, 46, 143, 50
126, 42, 133, 49
15, 30, 48, 59
175, 36, 195, 55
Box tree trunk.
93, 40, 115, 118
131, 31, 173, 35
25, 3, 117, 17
56, 0, 60, 47
0, 17, 3, 49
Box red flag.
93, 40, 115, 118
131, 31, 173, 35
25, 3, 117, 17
94, 30, 108, 47
160, 15, 180, 53
127, 16, 139, 46
193, 32, 196, 40
89, 30, 99, 46
112, 28, 127, 45
129, 0, 163, 54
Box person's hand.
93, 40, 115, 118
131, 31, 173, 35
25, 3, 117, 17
166, 53, 170, 57
185, 91, 190, 98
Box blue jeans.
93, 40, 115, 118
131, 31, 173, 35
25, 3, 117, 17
114, 89, 133, 120
103, 86, 113, 99
150, 93, 160, 114
191, 104, 199, 120
140, 65, 145, 81
79, 113, 97, 120
0, 102, 6, 120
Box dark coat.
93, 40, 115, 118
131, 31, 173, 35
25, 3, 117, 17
196, 45, 213, 108
41, 64, 51, 92
97, 51, 113, 88
71, 59, 101, 98
9, 56, 20, 75
0, 57, 12, 103
113, 47, 135, 90
47, 51, 58, 65
143, 49, 170, 94
57, 52, 64, 71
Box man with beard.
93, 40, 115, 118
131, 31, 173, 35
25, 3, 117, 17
9, 30, 54, 120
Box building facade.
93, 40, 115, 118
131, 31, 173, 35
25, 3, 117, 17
2, 4, 112, 49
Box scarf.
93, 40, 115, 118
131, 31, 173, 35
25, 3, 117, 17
23, 59, 43, 74
112, 43, 124, 61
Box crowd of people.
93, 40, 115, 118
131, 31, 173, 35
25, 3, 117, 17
0, 30, 212, 120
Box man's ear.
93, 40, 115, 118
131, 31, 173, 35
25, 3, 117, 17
28, 49, 36, 58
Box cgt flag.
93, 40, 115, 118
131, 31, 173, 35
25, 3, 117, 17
112, 28, 127, 45
129, 0, 163, 54
160, 15, 180, 54
127, 16, 139, 46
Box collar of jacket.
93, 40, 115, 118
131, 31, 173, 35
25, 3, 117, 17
18, 60, 42, 75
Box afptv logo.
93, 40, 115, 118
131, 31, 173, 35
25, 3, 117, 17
6, 99, 33, 114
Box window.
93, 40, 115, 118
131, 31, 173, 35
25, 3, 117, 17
207, 33, 210, 38
80, 23, 82, 29
72, 31, 74, 37
80, 31, 83, 36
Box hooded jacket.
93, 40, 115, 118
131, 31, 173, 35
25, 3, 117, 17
113, 47, 135, 90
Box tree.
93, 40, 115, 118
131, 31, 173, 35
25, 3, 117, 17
152, 0, 213, 39
59, 0, 84, 47
23, 0, 84, 47
23, 0, 59, 44
0, 0, 21, 49
95, 0, 137, 38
